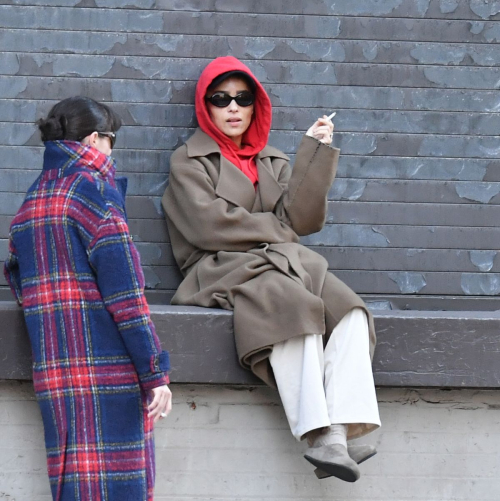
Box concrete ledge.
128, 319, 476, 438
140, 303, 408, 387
1, 302, 500, 388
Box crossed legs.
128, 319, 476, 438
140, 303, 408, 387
269, 307, 381, 481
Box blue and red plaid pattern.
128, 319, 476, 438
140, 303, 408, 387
4, 140, 170, 501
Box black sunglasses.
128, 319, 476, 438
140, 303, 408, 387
97, 131, 116, 149
206, 91, 255, 108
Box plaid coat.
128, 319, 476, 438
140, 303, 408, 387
4, 141, 170, 501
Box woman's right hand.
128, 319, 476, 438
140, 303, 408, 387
306, 115, 334, 145
148, 384, 173, 423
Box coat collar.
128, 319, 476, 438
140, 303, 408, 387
185, 128, 288, 212
43, 140, 117, 184
185, 128, 220, 157
185, 128, 290, 162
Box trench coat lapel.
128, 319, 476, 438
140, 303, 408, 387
215, 155, 256, 212
253, 145, 289, 213
254, 156, 283, 213
186, 128, 256, 212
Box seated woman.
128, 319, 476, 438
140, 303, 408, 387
163, 56, 381, 482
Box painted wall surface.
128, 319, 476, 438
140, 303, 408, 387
0, 1, 499, 300
1, 382, 499, 500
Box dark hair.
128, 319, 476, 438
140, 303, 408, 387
37, 96, 122, 143
208, 70, 257, 93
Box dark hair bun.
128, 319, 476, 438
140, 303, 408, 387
37, 115, 66, 141
36, 97, 121, 145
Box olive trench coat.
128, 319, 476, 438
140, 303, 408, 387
163, 128, 375, 389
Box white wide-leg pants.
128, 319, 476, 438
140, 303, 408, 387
269, 307, 381, 441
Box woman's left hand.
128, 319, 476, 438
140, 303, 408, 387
306, 115, 334, 145
148, 384, 173, 424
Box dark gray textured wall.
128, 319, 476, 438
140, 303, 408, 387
0, 0, 499, 302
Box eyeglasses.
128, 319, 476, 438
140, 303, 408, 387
206, 91, 255, 108
97, 131, 116, 149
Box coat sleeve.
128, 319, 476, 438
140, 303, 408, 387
3, 238, 23, 305
87, 210, 170, 391
273, 135, 339, 236
163, 150, 299, 252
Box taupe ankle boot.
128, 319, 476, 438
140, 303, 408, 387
304, 443, 360, 483
314, 444, 377, 479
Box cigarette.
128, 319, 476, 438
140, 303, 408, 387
327, 112, 336, 120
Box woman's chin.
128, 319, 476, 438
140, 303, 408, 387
225, 123, 243, 132
223, 127, 244, 138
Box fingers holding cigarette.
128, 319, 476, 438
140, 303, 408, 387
306, 112, 336, 145
314, 113, 335, 144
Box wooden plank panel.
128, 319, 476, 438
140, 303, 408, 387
0, 146, 497, 183
361, 294, 500, 311
302, 224, 500, 250
128, 219, 170, 243
2, 195, 499, 234
126, 197, 164, 220
270, 131, 500, 159
0, 192, 25, 215
1, 1, 499, 21
0, 216, 171, 242
3, 124, 500, 160
336, 156, 498, 182
1, 173, 499, 207
3, 99, 500, 137
328, 180, 500, 205
0, 170, 171, 198
3, 52, 500, 90
272, 109, 500, 136
124, 199, 500, 225
335, 270, 500, 296
2, 29, 500, 67
137, 246, 500, 274
0, 7, 496, 43
264, 85, 500, 113
152, 0, 500, 20
1, 284, 498, 311
4, 76, 500, 113
326, 201, 500, 226
135, 242, 174, 266
1, 264, 493, 296
2, 263, 489, 296
310, 247, 500, 273
126, 241, 500, 274
6, 219, 495, 250
142, 245, 500, 273
0, 146, 170, 175
142, 265, 183, 290
3, 237, 496, 274
143, 268, 500, 296
0, 264, 183, 290
0, 6, 343, 38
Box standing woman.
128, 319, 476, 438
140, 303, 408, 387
163, 56, 381, 482
4, 96, 172, 501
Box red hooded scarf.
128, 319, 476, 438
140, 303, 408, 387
195, 56, 272, 185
